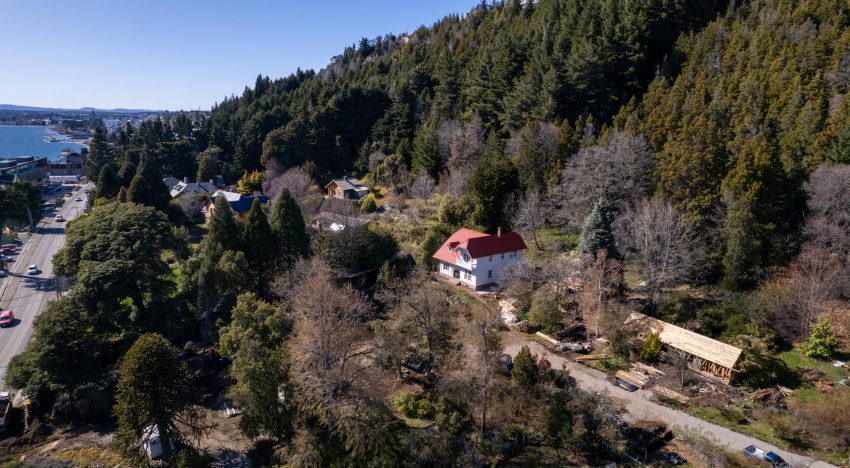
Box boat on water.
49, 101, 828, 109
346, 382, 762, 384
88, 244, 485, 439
46, 135, 58, 142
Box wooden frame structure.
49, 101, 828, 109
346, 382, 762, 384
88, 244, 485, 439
627, 313, 742, 383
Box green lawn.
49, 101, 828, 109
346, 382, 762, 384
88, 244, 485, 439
586, 355, 629, 373
778, 349, 846, 381
685, 405, 785, 447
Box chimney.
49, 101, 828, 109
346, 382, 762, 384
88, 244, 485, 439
497, 227, 502, 238
209, 179, 214, 185
183, 176, 188, 183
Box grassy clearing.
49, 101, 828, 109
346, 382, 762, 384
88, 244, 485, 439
778, 349, 846, 381
685, 405, 785, 447
52, 447, 123, 467
586, 355, 629, 373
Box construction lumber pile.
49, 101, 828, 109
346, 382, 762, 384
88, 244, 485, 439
654, 386, 691, 403
632, 362, 665, 377
615, 370, 649, 389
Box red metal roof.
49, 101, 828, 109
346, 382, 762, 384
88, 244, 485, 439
432, 228, 526, 264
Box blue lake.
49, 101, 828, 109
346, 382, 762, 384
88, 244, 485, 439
0, 126, 86, 160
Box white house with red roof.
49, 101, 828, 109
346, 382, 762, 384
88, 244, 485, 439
433, 228, 527, 289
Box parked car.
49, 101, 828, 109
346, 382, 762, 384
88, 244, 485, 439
54, 215, 65, 222
743, 445, 787, 466
74, 197, 82, 202
0, 248, 14, 255
1, 244, 16, 250
1, 256, 14, 263
27, 265, 38, 275
82, 207, 90, 213
0, 310, 14, 327
0, 270, 6, 277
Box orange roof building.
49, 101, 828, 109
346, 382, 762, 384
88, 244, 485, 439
433, 228, 527, 289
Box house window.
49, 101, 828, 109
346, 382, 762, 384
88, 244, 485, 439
461, 251, 470, 262
463, 271, 472, 281
488, 270, 492, 279
501, 253, 504, 259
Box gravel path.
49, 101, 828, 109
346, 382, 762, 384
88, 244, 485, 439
503, 337, 836, 468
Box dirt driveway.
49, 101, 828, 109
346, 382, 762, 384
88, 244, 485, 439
502, 333, 836, 468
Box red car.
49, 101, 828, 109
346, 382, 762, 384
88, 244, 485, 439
0, 244, 15, 251
0, 310, 14, 327
0, 248, 14, 255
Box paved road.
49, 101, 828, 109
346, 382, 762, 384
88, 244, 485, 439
503, 339, 836, 468
0, 183, 91, 385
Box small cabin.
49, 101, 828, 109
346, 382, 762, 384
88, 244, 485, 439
325, 177, 369, 200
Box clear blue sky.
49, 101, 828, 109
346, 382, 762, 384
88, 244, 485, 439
0, 1, 480, 111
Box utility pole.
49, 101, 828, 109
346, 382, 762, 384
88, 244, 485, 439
24, 205, 34, 232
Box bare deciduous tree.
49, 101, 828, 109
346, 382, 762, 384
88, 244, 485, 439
439, 165, 472, 196
803, 164, 850, 256
781, 246, 847, 340
377, 269, 454, 375
264, 165, 314, 201
667, 348, 691, 391
437, 115, 485, 195
509, 190, 547, 250
619, 197, 705, 312
552, 130, 654, 229
287, 260, 398, 459
579, 251, 624, 338
410, 174, 436, 199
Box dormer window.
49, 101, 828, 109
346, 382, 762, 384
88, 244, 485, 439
461, 251, 470, 262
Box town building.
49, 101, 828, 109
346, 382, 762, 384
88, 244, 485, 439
163, 177, 220, 199
433, 228, 527, 289
48, 150, 85, 177
0, 156, 49, 186
325, 176, 369, 200
203, 190, 269, 222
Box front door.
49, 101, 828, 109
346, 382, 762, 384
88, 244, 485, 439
453, 269, 460, 279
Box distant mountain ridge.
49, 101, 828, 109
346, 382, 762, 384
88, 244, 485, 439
0, 104, 161, 113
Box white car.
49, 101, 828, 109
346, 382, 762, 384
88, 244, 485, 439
74, 197, 82, 202
55, 215, 65, 222
27, 265, 38, 275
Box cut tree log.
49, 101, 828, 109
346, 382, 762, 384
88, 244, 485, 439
535, 331, 559, 346
575, 354, 610, 362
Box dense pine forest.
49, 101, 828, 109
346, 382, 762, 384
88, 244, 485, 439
7, 0, 850, 466
199, 0, 850, 288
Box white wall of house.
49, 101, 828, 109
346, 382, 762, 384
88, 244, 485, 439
474, 250, 523, 285
438, 249, 524, 289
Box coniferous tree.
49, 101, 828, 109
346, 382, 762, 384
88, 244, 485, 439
578, 198, 619, 260
828, 125, 850, 164
114, 333, 203, 464
270, 189, 309, 272
197, 147, 223, 183
467, 136, 519, 232
242, 199, 275, 296
86, 126, 112, 181
125, 152, 171, 213
94, 164, 121, 200
207, 197, 242, 252
411, 124, 440, 178
117, 186, 128, 203
236, 170, 263, 195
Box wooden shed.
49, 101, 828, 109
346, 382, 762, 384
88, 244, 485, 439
627, 312, 742, 383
